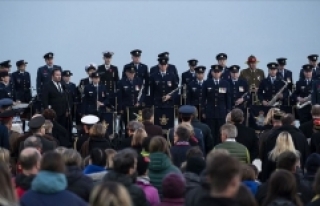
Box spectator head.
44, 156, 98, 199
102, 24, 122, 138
137, 155, 150, 176
105, 149, 117, 169
305, 153, 320, 175
206, 148, 230, 165
272, 111, 283, 127
220, 124, 237, 142
162, 173, 186, 199
236, 184, 258, 206
141, 136, 152, 153
41, 151, 65, 173
113, 148, 137, 175
281, 114, 295, 126
241, 164, 255, 181
206, 153, 241, 198
226, 112, 232, 124
81, 115, 99, 133
90, 148, 107, 168
42, 109, 56, 121
186, 146, 204, 158
126, 121, 144, 137
28, 116, 46, 135
19, 148, 41, 174
186, 156, 206, 175
0, 147, 10, 170
0, 163, 17, 205
174, 124, 191, 143
61, 149, 82, 167
263, 170, 302, 206
149, 136, 171, 158
231, 108, 244, 124
179, 122, 195, 139
44, 120, 53, 134
89, 123, 106, 139
131, 128, 147, 147
249, 164, 259, 180
142, 108, 154, 122
89, 181, 132, 206
276, 151, 300, 173
55, 146, 67, 154
178, 105, 195, 122
311, 105, 320, 119
264, 108, 279, 126
269, 132, 298, 162
24, 136, 43, 152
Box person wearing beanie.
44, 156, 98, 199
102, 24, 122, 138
20, 151, 87, 206
302, 153, 320, 189
158, 173, 185, 206
136, 155, 160, 206
183, 156, 205, 193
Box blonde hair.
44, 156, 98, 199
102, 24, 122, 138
0, 148, 10, 169
269, 132, 299, 161
131, 128, 147, 147
90, 182, 132, 206
44, 120, 53, 133
264, 108, 279, 125
105, 149, 117, 168
179, 122, 194, 136
226, 112, 232, 124
0, 163, 17, 205
89, 123, 106, 138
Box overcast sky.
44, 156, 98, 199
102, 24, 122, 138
1, 0, 320, 89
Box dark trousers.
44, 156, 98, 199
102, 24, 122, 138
56, 114, 67, 132
206, 118, 225, 146
298, 105, 312, 125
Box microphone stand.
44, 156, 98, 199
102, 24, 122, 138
62, 83, 73, 143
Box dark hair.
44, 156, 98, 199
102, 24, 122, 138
206, 153, 241, 192
142, 108, 153, 121
236, 185, 258, 206
175, 125, 191, 142
231, 108, 244, 123
180, 115, 192, 122
24, 136, 43, 149
149, 136, 171, 158
51, 68, 61, 76
90, 148, 107, 167
281, 114, 295, 125
113, 149, 137, 174
42, 109, 57, 120
241, 164, 255, 181
276, 151, 299, 171
186, 146, 203, 158
19, 149, 41, 170
142, 136, 151, 152
262, 170, 302, 206
89, 123, 106, 139
41, 151, 65, 173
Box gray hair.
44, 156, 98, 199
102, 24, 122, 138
220, 124, 237, 138
24, 136, 43, 149
61, 149, 82, 167
127, 121, 144, 131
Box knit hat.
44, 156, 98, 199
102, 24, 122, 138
186, 157, 206, 175
162, 173, 186, 198
305, 153, 320, 174
137, 155, 150, 176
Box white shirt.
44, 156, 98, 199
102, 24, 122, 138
105, 64, 110, 70
53, 81, 62, 92
225, 138, 236, 142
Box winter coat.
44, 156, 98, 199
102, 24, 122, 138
183, 172, 201, 193
136, 176, 160, 206
83, 164, 107, 185
15, 174, 36, 199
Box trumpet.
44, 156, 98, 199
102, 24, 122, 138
268, 80, 288, 106
297, 95, 311, 109
162, 86, 182, 101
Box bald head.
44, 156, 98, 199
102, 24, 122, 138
19, 148, 41, 171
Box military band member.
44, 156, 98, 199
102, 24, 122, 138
97, 51, 119, 92
299, 54, 319, 80
181, 59, 198, 86
0, 71, 13, 100
258, 62, 289, 106
78, 64, 96, 89
276, 58, 293, 93
12, 60, 31, 103
149, 57, 178, 107
207, 53, 230, 80
292, 64, 313, 124
186, 65, 205, 107
202, 65, 231, 146
62, 70, 77, 110
36, 52, 62, 97
81, 72, 109, 116
122, 49, 149, 93
240, 55, 265, 91
117, 66, 145, 130
150, 52, 179, 83
228, 65, 249, 108
0, 60, 15, 100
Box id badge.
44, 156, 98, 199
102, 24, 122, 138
239, 86, 244, 92
219, 88, 226, 93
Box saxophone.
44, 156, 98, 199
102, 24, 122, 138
162, 86, 182, 101
297, 95, 311, 109
268, 80, 288, 106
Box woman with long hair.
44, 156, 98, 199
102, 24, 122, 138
262, 170, 302, 206
0, 163, 18, 206
261, 131, 300, 181
131, 128, 148, 154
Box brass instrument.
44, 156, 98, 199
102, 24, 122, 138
235, 92, 248, 106
250, 84, 259, 105
181, 84, 187, 105
162, 86, 182, 101
297, 95, 311, 109
137, 85, 144, 104
268, 80, 288, 106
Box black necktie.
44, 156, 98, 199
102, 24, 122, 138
57, 83, 62, 92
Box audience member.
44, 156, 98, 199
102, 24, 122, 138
0, 163, 18, 206
308, 168, 320, 206
131, 128, 148, 154
236, 184, 258, 206
302, 153, 320, 189
0, 147, 10, 169
241, 164, 259, 195
310, 119, 320, 153
23, 136, 43, 152
299, 105, 320, 139
81, 123, 108, 157
142, 108, 163, 138
83, 148, 107, 184
158, 173, 186, 206
119, 121, 144, 150
44, 120, 53, 136
77, 115, 99, 151
184, 156, 206, 193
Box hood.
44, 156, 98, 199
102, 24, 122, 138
66, 166, 83, 185
242, 181, 259, 195
148, 152, 172, 171
103, 170, 133, 187
83, 164, 106, 175
31, 171, 67, 193
15, 173, 36, 190
184, 172, 201, 189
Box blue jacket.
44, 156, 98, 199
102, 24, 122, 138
20, 171, 87, 206
123, 62, 149, 92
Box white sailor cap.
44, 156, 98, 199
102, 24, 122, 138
85, 63, 97, 72
81, 115, 99, 125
